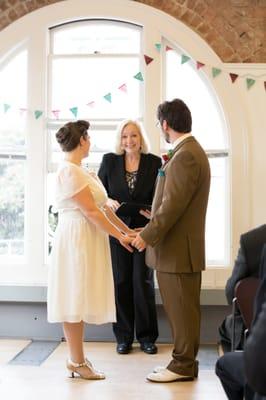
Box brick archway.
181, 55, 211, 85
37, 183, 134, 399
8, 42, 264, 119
0, 0, 265, 62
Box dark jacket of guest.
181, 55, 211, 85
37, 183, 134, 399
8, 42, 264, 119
219, 225, 266, 352
244, 244, 266, 399
98, 152, 162, 232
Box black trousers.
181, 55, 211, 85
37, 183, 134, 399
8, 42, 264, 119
215, 352, 254, 400
110, 242, 158, 345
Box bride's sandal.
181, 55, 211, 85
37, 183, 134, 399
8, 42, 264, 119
66, 358, 105, 380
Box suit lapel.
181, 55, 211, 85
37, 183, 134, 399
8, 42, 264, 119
116, 154, 130, 197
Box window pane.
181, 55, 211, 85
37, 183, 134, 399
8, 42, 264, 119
50, 57, 141, 119
0, 49, 27, 262
0, 159, 25, 259
165, 49, 228, 150
205, 157, 229, 265
52, 20, 141, 54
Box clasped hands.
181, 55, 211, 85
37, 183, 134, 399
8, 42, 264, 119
119, 228, 147, 253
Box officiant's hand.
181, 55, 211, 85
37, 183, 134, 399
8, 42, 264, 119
132, 233, 147, 252
139, 209, 151, 219
106, 198, 120, 212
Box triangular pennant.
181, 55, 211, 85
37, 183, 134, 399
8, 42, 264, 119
155, 43, 161, 52
212, 67, 222, 78
229, 73, 239, 83
69, 107, 78, 117
134, 72, 144, 82
264, 82, 266, 91
19, 108, 27, 116
52, 109, 60, 119
4, 103, 11, 113
87, 101, 95, 107
246, 78, 255, 90
144, 55, 154, 65
118, 84, 127, 93
34, 110, 43, 120
166, 45, 173, 51
103, 93, 112, 103
181, 54, 190, 64
196, 62, 205, 70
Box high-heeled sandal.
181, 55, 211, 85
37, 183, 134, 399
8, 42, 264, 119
66, 358, 105, 380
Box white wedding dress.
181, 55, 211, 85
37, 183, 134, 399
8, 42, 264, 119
47, 161, 116, 324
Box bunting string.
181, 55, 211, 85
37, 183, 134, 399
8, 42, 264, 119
1, 43, 265, 120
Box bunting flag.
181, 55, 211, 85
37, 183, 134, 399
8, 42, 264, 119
166, 45, 173, 51
19, 108, 27, 116
212, 67, 222, 78
144, 55, 154, 65
52, 110, 60, 119
229, 73, 239, 83
181, 54, 190, 64
69, 107, 78, 118
196, 62, 205, 70
34, 110, 43, 120
134, 72, 144, 82
103, 93, 112, 103
86, 101, 95, 107
118, 83, 127, 93
246, 78, 255, 90
4, 103, 11, 113
155, 43, 161, 52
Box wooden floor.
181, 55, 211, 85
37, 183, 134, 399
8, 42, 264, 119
0, 340, 226, 400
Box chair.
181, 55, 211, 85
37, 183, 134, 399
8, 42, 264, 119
231, 277, 260, 351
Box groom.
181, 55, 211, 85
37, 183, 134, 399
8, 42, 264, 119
133, 98, 210, 382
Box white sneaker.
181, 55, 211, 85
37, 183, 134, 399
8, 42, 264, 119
147, 368, 193, 383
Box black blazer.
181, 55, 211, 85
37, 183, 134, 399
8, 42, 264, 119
244, 244, 266, 398
225, 224, 266, 304
98, 152, 162, 230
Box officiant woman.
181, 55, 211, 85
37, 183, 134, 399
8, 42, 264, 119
98, 119, 161, 355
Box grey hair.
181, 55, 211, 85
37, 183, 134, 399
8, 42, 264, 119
114, 119, 150, 155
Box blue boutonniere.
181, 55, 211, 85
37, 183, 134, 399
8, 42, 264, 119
158, 169, 165, 177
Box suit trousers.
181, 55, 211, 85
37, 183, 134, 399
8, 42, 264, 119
110, 242, 158, 345
157, 271, 201, 377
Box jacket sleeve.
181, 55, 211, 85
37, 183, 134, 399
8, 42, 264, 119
141, 150, 200, 247
225, 245, 249, 304
244, 301, 266, 395
98, 154, 109, 194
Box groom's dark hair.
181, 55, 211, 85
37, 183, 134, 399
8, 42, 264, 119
157, 99, 192, 133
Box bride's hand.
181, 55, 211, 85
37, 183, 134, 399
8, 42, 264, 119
119, 234, 134, 252
106, 198, 120, 212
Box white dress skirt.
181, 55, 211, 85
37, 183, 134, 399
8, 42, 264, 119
47, 161, 116, 324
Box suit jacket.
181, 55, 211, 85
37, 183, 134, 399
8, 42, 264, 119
98, 152, 162, 232
244, 244, 266, 398
141, 136, 210, 273
225, 224, 266, 304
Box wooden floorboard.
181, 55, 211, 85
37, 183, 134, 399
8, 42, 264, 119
0, 340, 226, 400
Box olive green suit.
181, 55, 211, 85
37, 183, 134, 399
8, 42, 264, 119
141, 136, 210, 377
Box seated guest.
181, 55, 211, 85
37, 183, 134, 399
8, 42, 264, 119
219, 224, 266, 352
215, 244, 266, 400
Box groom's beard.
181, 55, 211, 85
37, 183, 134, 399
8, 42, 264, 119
163, 130, 170, 144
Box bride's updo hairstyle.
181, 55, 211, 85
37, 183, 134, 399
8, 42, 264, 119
56, 120, 90, 152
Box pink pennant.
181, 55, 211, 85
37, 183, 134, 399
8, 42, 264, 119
19, 108, 27, 116
87, 101, 96, 107
52, 109, 60, 119
196, 62, 205, 70
229, 73, 239, 83
118, 84, 127, 93
144, 55, 154, 65
166, 45, 173, 51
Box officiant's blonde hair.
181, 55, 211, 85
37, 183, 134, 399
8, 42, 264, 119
114, 119, 150, 155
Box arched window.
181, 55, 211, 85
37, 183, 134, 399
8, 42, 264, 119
0, 0, 246, 288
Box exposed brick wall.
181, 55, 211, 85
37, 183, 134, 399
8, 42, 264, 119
0, 0, 265, 62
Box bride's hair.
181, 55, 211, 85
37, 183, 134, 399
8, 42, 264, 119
56, 120, 90, 152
